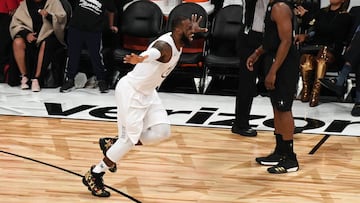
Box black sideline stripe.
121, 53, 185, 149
309, 135, 330, 154
0, 150, 141, 203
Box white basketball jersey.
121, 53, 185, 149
126, 32, 182, 95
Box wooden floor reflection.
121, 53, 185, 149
1, 115, 360, 203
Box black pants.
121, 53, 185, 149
0, 13, 12, 81
345, 29, 360, 93
234, 30, 264, 129
66, 26, 106, 80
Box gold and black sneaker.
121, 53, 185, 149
267, 154, 299, 174
99, 137, 118, 173
82, 165, 111, 197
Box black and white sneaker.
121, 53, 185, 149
255, 152, 283, 166
82, 165, 111, 197
99, 137, 118, 173
267, 155, 299, 174
60, 78, 75, 93
98, 80, 109, 93
351, 103, 360, 117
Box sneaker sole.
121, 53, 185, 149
286, 166, 299, 172
258, 161, 279, 166
268, 166, 299, 174
100, 89, 109, 93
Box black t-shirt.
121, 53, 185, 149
27, 0, 47, 34
69, 0, 116, 32
310, 7, 352, 56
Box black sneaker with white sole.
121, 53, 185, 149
267, 154, 299, 174
98, 80, 109, 93
351, 103, 360, 117
60, 78, 75, 93
99, 137, 118, 173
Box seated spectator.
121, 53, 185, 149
320, 25, 360, 116
293, 0, 321, 34
10, 0, 67, 92
294, 0, 352, 107
0, 0, 22, 82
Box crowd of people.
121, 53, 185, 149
0, 0, 121, 92
1, 0, 360, 197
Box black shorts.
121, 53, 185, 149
264, 47, 299, 112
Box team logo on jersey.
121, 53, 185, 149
79, 0, 102, 15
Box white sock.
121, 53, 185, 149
92, 160, 109, 173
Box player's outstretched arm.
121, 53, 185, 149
191, 14, 208, 33
123, 53, 149, 65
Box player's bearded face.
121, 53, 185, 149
181, 32, 191, 46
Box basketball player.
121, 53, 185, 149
247, 0, 299, 173
82, 15, 207, 197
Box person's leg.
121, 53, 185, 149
262, 89, 299, 173
60, 27, 83, 92
299, 54, 315, 102
320, 31, 360, 96
309, 47, 334, 107
0, 14, 12, 82
65, 27, 83, 79
100, 96, 171, 164
257, 49, 299, 173
139, 95, 171, 144
97, 91, 170, 175
233, 60, 257, 136
12, 37, 30, 89
35, 41, 48, 80
351, 64, 360, 116
233, 31, 262, 137
336, 62, 352, 86
83, 78, 140, 197
84, 31, 108, 93
340, 29, 360, 85
31, 41, 46, 92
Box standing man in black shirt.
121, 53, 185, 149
247, 0, 299, 174
232, 0, 268, 137
60, 0, 118, 93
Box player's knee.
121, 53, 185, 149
155, 124, 171, 139
140, 124, 171, 145
274, 100, 292, 112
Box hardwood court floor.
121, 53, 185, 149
1, 115, 360, 203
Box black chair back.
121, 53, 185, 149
209, 5, 244, 57
121, 0, 164, 38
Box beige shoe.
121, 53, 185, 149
31, 79, 40, 92
20, 76, 29, 90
